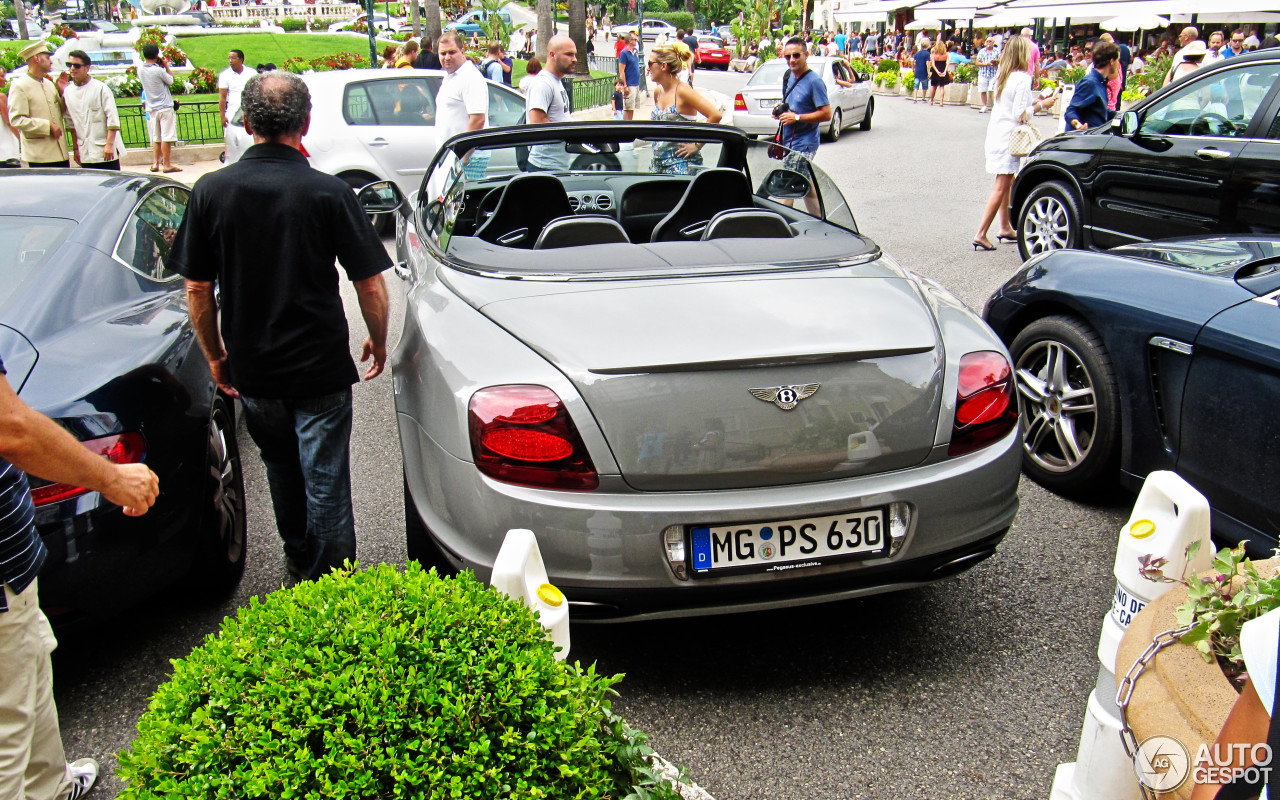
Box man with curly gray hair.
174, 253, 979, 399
170, 70, 392, 583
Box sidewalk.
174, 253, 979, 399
132, 96, 659, 184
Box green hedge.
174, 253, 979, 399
646, 11, 695, 33
116, 563, 686, 800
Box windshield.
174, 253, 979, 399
0, 216, 76, 308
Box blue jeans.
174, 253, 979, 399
240, 389, 355, 579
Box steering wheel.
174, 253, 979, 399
1189, 112, 1232, 137
476, 186, 503, 227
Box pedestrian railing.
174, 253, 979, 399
115, 102, 225, 149
563, 75, 614, 113
590, 55, 618, 75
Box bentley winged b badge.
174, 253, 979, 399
749, 383, 820, 411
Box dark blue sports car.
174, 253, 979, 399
983, 236, 1280, 551
2, 170, 246, 623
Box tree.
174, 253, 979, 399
536, 0, 553, 59
408, 0, 422, 40
15, 0, 29, 41
423, 0, 442, 48
568, 0, 588, 74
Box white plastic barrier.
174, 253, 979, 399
490, 529, 570, 660
1050, 471, 1212, 800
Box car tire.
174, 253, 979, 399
343, 172, 392, 236
1009, 315, 1120, 497
825, 109, 842, 142
404, 476, 457, 576
1018, 180, 1081, 259
570, 153, 622, 171
189, 395, 247, 596
859, 97, 874, 131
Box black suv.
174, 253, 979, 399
1012, 49, 1280, 260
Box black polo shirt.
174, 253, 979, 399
170, 143, 391, 399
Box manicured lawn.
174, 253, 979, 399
174, 33, 386, 71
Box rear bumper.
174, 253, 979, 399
401, 413, 1021, 621
735, 109, 784, 135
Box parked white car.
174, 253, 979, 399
733, 56, 874, 142
224, 69, 528, 228
610, 19, 679, 42
328, 12, 403, 34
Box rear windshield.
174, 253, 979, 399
747, 61, 789, 87
0, 216, 77, 307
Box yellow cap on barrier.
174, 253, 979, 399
537, 583, 564, 607
1130, 519, 1157, 539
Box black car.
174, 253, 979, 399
1, 171, 246, 623
983, 236, 1280, 551
1012, 50, 1280, 261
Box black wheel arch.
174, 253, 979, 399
999, 302, 1140, 478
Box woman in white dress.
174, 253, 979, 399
973, 35, 1053, 251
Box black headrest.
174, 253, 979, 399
475, 173, 574, 249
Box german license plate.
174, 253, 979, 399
758, 97, 780, 110
689, 507, 888, 575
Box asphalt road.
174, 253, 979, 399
55, 75, 1136, 800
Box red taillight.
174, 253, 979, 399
734, 93, 748, 111
949, 351, 1017, 457
469, 386, 599, 491
30, 432, 146, 506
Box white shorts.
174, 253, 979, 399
148, 107, 177, 143
978, 73, 995, 92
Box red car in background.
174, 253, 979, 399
695, 35, 731, 70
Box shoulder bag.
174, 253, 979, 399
767, 71, 800, 160
1009, 111, 1041, 157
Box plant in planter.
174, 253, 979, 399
1140, 541, 1280, 688
117, 563, 691, 799
902, 72, 914, 93
881, 71, 898, 90
1059, 64, 1086, 87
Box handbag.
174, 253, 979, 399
1009, 114, 1042, 157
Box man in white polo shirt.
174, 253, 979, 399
218, 49, 256, 128
433, 31, 488, 145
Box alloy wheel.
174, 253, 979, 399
1014, 339, 1098, 474
1021, 195, 1071, 255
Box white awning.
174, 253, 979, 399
832, 0, 927, 22
995, 0, 1280, 17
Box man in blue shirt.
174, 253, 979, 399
617, 32, 640, 120
1065, 41, 1120, 130
0, 353, 159, 800
775, 37, 830, 216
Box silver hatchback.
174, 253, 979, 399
734, 57, 874, 142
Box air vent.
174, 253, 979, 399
567, 195, 580, 211
596, 194, 613, 211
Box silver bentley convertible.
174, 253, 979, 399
366, 122, 1022, 621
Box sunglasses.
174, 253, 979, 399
784, 52, 804, 60
67, 62, 87, 69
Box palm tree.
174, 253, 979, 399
408, 0, 422, 40
568, 0, 588, 75
423, 0, 443, 48
14, 0, 29, 40
536, 0, 553, 59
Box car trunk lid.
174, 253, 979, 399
477, 274, 943, 490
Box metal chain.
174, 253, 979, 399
1115, 624, 1196, 800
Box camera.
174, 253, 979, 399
772, 102, 790, 118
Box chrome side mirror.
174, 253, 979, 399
1117, 110, 1139, 137
356, 180, 405, 214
